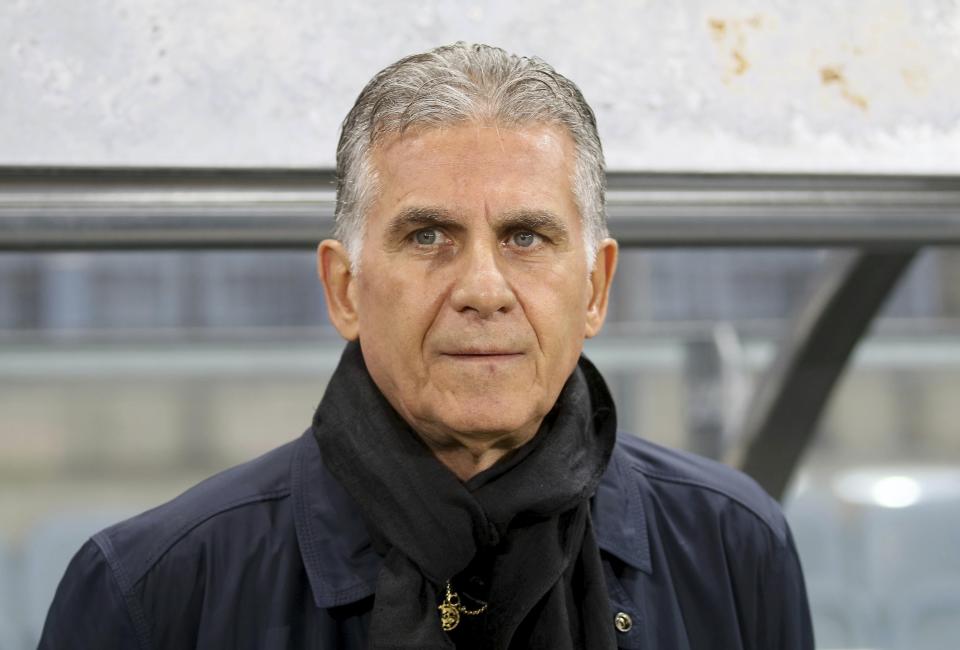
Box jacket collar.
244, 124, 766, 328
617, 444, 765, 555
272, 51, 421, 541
292, 429, 652, 609
292, 428, 379, 608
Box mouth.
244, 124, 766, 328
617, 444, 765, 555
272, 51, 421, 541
441, 350, 524, 361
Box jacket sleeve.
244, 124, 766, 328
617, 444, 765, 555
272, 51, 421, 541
764, 523, 815, 650
37, 537, 148, 650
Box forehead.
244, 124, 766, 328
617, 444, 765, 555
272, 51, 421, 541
368, 122, 579, 218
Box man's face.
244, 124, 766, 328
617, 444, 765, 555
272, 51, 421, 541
327, 122, 614, 443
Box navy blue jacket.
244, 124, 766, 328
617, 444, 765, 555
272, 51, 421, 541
40, 429, 813, 649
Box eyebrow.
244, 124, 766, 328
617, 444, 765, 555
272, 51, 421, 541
498, 209, 570, 243
384, 207, 463, 243
383, 206, 571, 245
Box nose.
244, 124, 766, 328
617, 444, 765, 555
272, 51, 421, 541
449, 240, 517, 318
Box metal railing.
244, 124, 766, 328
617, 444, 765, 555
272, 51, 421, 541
2, 167, 959, 250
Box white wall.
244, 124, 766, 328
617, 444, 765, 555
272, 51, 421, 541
2, 0, 959, 172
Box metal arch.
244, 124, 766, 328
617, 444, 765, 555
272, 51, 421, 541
725, 249, 919, 500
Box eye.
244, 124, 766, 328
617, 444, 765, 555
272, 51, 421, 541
511, 231, 540, 248
413, 228, 440, 245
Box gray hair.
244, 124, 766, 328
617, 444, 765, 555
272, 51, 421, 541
334, 42, 607, 270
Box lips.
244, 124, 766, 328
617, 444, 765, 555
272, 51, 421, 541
434, 334, 528, 359
445, 348, 521, 355
438, 345, 525, 360
442, 351, 523, 359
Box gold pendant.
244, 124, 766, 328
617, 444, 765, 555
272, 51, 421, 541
439, 600, 461, 631
438, 580, 487, 632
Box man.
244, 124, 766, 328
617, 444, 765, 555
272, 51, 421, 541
41, 43, 813, 649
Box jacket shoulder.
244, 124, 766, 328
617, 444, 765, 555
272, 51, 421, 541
95, 436, 300, 590
614, 433, 788, 543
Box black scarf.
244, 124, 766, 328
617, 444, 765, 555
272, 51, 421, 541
313, 341, 618, 649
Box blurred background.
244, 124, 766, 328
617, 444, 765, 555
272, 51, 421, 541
2, 1, 960, 649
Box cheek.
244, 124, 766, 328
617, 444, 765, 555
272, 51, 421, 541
515, 266, 590, 350
357, 267, 445, 359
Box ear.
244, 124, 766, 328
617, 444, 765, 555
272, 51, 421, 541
317, 240, 359, 340
585, 238, 618, 339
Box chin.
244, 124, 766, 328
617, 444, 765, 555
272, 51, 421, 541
436, 398, 545, 439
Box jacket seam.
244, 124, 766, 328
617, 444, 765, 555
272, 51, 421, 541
93, 531, 154, 650
594, 448, 651, 573
629, 463, 786, 544
132, 489, 291, 587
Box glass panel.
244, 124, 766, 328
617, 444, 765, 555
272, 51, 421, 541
0, 251, 330, 334
782, 249, 960, 650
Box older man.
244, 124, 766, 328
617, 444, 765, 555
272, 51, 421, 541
41, 43, 813, 649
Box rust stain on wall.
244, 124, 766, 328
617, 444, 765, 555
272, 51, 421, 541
820, 65, 870, 111
708, 14, 765, 81
820, 66, 843, 84
708, 18, 726, 40
732, 50, 750, 75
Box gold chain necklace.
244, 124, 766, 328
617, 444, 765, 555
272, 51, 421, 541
438, 581, 489, 631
